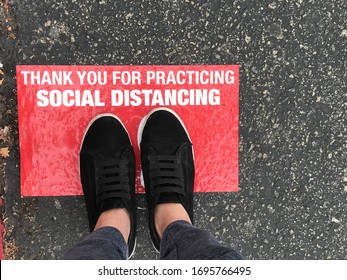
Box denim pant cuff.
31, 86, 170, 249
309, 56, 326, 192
62, 226, 128, 260
160, 220, 244, 260
63, 221, 244, 260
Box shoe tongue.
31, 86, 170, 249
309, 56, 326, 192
157, 192, 181, 204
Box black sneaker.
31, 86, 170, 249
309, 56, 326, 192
80, 114, 136, 258
139, 108, 194, 252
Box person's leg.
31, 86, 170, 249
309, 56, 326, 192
63, 227, 127, 260
62, 114, 136, 260
139, 108, 243, 259
157, 210, 243, 259
63, 209, 130, 260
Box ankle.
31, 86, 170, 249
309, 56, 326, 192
94, 208, 130, 243
154, 203, 192, 238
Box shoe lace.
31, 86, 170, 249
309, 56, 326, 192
149, 155, 185, 197
95, 158, 130, 203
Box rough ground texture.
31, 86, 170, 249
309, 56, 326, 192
1, 0, 346, 259
0, 0, 17, 260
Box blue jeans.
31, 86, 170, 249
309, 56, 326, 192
63, 221, 244, 260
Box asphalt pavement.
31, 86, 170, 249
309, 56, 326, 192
0, 0, 346, 259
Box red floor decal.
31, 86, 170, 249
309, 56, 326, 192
17, 65, 239, 196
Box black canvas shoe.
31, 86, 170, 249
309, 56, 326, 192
80, 114, 136, 258
139, 108, 194, 252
